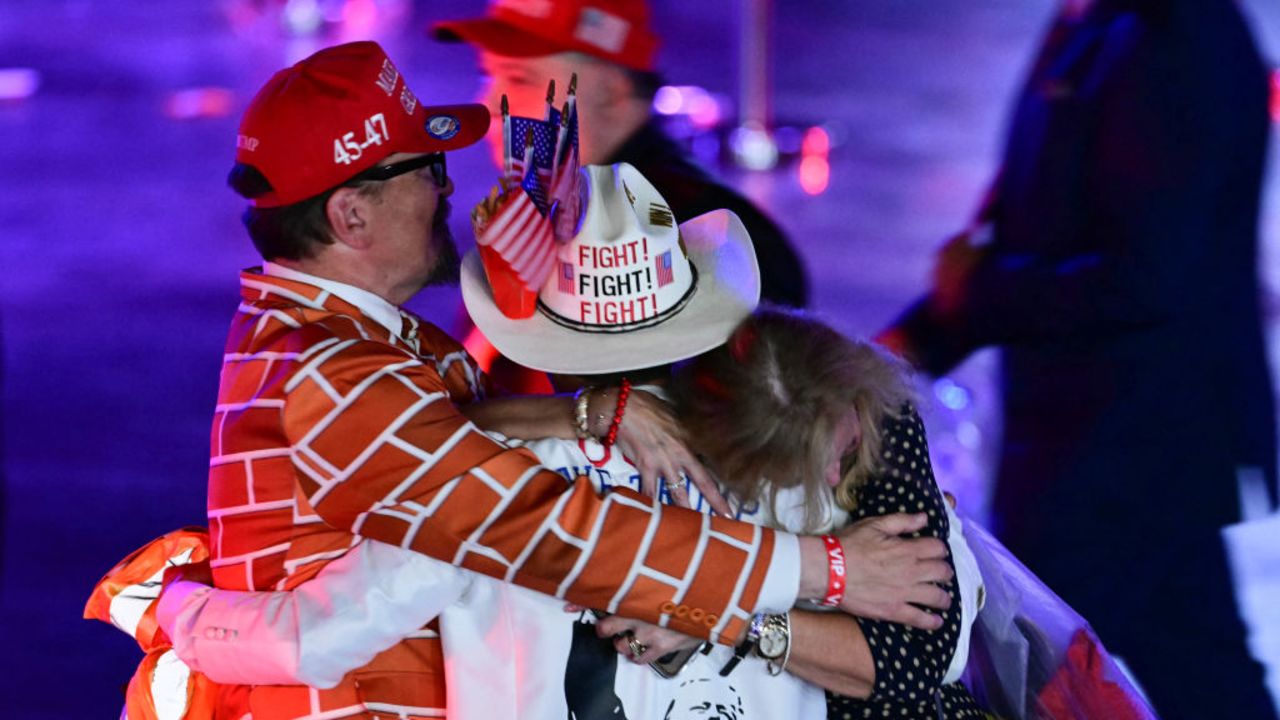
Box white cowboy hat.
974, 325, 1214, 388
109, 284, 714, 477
462, 162, 761, 375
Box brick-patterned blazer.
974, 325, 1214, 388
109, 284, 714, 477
207, 269, 785, 719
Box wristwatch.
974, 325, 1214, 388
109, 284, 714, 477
754, 613, 790, 661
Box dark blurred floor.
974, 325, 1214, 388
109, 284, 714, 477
1, 0, 1278, 716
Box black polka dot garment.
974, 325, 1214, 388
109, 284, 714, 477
825, 407, 994, 720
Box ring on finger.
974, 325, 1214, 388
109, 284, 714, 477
626, 635, 648, 658
663, 480, 683, 493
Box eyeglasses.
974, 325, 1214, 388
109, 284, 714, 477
348, 153, 447, 188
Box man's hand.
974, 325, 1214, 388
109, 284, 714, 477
595, 614, 704, 665
837, 513, 953, 630
873, 326, 916, 365
931, 227, 987, 316
161, 559, 214, 594
613, 391, 732, 515
153, 559, 214, 647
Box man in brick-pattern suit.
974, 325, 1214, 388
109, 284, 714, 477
195, 41, 952, 719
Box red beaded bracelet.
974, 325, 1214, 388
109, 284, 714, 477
603, 377, 632, 448
819, 534, 847, 607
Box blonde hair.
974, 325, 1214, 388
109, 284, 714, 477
671, 308, 916, 532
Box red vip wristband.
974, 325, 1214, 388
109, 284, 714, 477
820, 534, 846, 607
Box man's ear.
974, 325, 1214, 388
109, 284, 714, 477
325, 187, 374, 250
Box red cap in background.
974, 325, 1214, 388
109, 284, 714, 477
432, 0, 658, 72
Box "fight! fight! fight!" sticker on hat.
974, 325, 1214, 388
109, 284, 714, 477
462, 163, 761, 375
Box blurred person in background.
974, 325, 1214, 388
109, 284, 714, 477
878, 1, 1278, 717
432, 0, 809, 310
431, 0, 809, 393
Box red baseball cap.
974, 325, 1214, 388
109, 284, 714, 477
234, 41, 490, 208
432, 0, 658, 72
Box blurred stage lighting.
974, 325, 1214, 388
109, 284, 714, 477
283, 0, 324, 34
164, 88, 235, 120
933, 378, 972, 411
651, 85, 839, 188
730, 123, 778, 171
798, 126, 831, 195
653, 85, 724, 130
0, 68, 40, 102
1271, 68, 1279, 123
270, 0, 401, 39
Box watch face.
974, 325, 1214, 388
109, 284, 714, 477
758, 630, 786, 659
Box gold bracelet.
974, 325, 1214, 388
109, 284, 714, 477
588, 387, 614, 439
573, 386, 596, 440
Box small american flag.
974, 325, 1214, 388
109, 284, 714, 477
655, 250, 674, 287
549, 141, 581, 241
509, 115, 558, 214
477, 190, 556, 291
553, 104, 579, 169
558, 261, 575, 295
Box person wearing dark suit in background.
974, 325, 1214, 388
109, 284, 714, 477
431, 1, 810, 395
878, 1, 1278, 717
0, 316, 6, 580
432, 0, 809, 310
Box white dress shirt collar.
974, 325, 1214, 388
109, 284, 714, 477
262, 262, 404, 338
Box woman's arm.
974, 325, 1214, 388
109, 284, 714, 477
785, 609, 875, 698
461, 389, 732, 514
596, 607, 876, 697
459, 394, 579, 441
826, 407, 964, 703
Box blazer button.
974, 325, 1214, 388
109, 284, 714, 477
659, 601, 677, 614
689, 608, 705, 623
674, 604, 690, 619
704, 614, 718, 628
